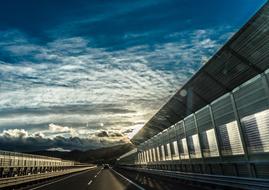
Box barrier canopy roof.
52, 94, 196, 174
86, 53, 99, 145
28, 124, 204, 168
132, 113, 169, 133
131, 2, 269, 145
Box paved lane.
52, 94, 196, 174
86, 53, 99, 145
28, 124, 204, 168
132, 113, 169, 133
88, 168, 143, 190
28, 167, 102, 190
24, 167, 207, 190
26, 167, 143, 190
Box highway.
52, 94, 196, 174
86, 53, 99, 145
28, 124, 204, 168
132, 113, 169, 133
25, 167, 141, 190
23, 167, 205, 190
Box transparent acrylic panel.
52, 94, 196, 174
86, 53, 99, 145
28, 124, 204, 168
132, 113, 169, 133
200, 129, 219, 157
170, 141, 175, 155
144, 151, 147, 163
241, 109, 269, 153
164, 143, 168, 157
166, 143, 172, 160
172, 141, 180, 160
234, 75, 269, 154
179, 138, 189, 159
148, 149, 152, 163
161, 145, 166, 161
143, 151, 147, 163
146, 150, 150, 163
156, 147, 160, 161
188, 134, 202, 159
159, 146, 163, 161
152, 148, 156, 162
147, 149, 150, 163
217, 121, 244, 156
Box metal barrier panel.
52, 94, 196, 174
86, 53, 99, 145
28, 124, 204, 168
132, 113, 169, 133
184, 115, 201, 159
211, 94, 244, 156
195, 106, 219, 157
233, 74, 269, 155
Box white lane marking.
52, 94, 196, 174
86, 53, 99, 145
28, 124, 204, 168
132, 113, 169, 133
29, 168, 96, 190
96, 169, 102, 175
111, 168, 145, 190
88, 168, 103, 186
95, 168, 103, 176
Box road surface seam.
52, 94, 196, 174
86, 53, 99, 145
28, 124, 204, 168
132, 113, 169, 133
29, 168, 95, 190
111, 169, 145, 190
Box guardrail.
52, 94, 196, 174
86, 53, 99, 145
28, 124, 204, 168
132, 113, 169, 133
121, 167, 269, 190
0, 166, 96, 188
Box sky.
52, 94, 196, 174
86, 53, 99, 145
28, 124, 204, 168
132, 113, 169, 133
0, 0, 266, 152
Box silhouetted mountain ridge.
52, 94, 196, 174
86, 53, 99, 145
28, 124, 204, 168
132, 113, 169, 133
30, 143, 135, 164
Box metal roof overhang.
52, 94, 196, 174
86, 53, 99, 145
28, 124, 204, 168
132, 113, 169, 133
131, 2, 269, 145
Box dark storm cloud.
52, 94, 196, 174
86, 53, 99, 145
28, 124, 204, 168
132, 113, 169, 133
0, 129, 130, 152
96, 131, 109, 138
95, 131, 123, 138
122, 129, 134, 134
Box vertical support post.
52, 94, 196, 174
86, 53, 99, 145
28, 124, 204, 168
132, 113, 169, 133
193, 113, 205, 160
230, 92, 254, 177
261, 72, 269, 104
193, 113, 205, 173
182, 120, 192, 171
209, 105, 223, 160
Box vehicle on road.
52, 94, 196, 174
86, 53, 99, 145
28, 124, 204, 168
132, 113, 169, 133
103, 164, 109, 169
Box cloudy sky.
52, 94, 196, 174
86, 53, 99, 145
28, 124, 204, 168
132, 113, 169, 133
0, 0, 266, 152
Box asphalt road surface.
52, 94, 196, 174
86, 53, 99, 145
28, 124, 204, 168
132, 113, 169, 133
25, 167, 142, 190
24, 167, 206, 190
114, 168, 205, 190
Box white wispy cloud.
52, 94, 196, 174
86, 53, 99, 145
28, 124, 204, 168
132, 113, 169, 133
47, 147, 71, 152
0, 27, 233, 149
48, 123, 78, 137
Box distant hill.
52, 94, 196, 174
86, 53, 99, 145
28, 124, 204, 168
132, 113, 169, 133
30, 143, 135, 164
